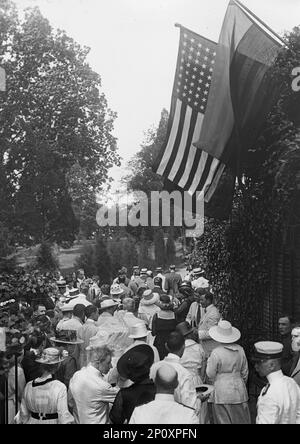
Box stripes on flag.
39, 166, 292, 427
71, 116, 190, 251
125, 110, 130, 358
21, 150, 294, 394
153, 26, 225, 202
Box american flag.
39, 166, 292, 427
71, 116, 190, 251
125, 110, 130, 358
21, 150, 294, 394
154, 26, 225, 201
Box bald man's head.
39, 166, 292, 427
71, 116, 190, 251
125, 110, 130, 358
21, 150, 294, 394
155, 364, 179, 394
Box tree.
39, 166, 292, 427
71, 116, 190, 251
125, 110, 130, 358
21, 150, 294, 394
154, 229, 166, 267
166, 229, 176, 265
125, 109, 168, 195
94, 237, 111, 284
0, 221, 16, 272
120, 236, 139, 272
0, 2, 120, 245
74, 242, 96, 278
138, 229, 149, 267
35, 241, 59, 272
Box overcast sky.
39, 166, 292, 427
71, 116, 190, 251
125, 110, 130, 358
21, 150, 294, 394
14, 0, 300, 188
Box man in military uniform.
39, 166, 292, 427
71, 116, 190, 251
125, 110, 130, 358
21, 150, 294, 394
253, 341, 300, 424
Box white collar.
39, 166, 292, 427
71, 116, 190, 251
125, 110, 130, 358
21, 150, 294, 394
87, 363, 101, 377
205, 304, 213, 312
155, 394, 175, 402
165, 353, 180, 362
267, 370, 284, 383
85, 318, 95, 324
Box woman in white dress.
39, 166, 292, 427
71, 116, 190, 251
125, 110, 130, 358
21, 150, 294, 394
17, 348, 73, 424
206, 321, 251, 424
6, 351, 26, 424
176, 321, 205, 387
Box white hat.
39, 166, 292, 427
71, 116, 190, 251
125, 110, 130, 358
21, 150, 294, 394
67, 288, 80, 298
61, 303, 73, 313
129, 323, 150, 339
252, 341, 283, 360
35, 347, 65, 365
110, 284, 124, 295
209, 320, 241, 344
100, 299, 119, 310
192, 268, 204, 275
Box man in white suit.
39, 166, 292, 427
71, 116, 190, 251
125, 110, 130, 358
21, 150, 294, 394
290, 324, 300, 386
198, 292, 221, 358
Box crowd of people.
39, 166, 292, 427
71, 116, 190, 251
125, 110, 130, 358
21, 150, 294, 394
1, 264, 300, 425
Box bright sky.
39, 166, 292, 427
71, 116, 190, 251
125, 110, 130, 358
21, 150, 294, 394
14, 0, 300, 189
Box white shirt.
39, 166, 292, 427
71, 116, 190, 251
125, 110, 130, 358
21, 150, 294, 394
180, 339, 205, 387
256, 370, 300, 424
68, 364, 119, 424
18, 376, 73, 424
59, 316, 83, 333
129, 394, 199, 424
150, 353, 200, 411
67, 293, 92, 308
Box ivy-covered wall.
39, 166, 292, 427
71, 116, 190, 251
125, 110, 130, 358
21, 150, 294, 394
190, 27, 300, 353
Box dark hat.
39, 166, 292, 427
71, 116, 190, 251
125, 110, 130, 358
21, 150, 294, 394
176, 321, 194, 337
154, 276, 162, 286
50, 329, 83, 345
117, 344, 154, 382
179, 281, 192, 289
252, 341, 283, 361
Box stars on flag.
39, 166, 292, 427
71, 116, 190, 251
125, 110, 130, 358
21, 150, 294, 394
176, 29, 216, 113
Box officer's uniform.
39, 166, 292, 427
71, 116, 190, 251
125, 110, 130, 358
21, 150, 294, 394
253, 341, 300, 424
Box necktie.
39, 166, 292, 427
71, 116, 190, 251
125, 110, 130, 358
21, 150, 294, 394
196, 306, 201, 325
261, 383, 270, 396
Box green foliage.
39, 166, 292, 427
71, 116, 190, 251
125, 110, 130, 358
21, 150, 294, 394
190, 26, 300, 350
94, 237, 112, 284
121, 237, 139, 273
166, 229, 176, 265
138, 229, 149, 267
34, 241, 59, 273
0, 1, 120, 245
154, 229, 166, 267
74, 242, 96, 278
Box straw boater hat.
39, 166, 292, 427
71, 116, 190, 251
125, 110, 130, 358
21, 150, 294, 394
67, 288, 80, 299
129, 323, 150, 339
50, 330, 83, 345
100, 299, 119, 310
57, 280, 67, 288
209, 320, 241, 344
36, 347, 65, 365
117, 344, 154, 382
192, 268, 204, 276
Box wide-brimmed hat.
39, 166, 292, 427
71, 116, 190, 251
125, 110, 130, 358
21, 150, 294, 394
117, 344, 154, 381
176, 321, 194, 337
110, 284, 124, 295
129, 323, 149, 339
141, 289, 158, 305
209, 320, 241, 344
100, 299, 119, 310
50, 330, 83, 345
67, 288, 80, 299
192, 268, 204, 275
36, 347, 65, 365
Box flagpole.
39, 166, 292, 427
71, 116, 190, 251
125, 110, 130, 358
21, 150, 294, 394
233, 0, 287, 46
